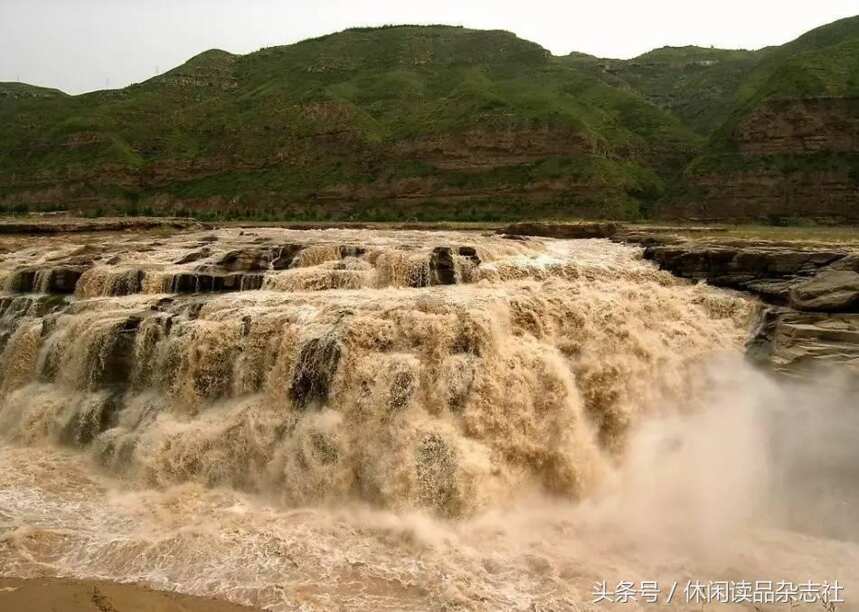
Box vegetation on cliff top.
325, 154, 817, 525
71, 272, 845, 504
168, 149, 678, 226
1, 17, 858, 221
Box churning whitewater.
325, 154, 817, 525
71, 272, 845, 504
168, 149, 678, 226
0, 229, 854, 610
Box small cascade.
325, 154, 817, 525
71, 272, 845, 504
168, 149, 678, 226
1, 229, 498, 297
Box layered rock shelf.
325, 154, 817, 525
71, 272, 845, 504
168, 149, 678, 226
0, 216, 206, 235
0, 228, 491, 300
631, 235, 859, 376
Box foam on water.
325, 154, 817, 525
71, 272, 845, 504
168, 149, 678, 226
0, 230, 853, 609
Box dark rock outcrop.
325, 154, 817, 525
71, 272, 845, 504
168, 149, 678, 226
271, 244, 304, 270
338, 245, 366, 259
5, 269, 37, 292
457, 246, 481, 266
167, 272, 260, 294
429, 247, 457, 285
6, 267, 86, 294
216, 248, 275, 272
90, 316, 142, 389
40, 267, 85, 294
289, 335, 342, 409
643, 243, 850, 305
499, 222, 619, 239
640, 236, 859, 376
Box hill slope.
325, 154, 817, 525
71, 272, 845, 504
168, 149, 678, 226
563, 46, 762, 136
1, 18, 859, 222
671, 16, 859, 223
0, 26, 696, 221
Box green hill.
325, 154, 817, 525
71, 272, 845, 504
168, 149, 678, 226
0, 82, 66, 96
735, 16, 859, 103
0, 25, 698, 221
670, 16, 859, 223
2, 18, 859, 223
563, 46, 761, 136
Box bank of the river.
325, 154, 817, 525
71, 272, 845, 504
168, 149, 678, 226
0, 577, 261, 611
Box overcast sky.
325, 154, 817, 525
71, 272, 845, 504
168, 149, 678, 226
1, 0, 857, 95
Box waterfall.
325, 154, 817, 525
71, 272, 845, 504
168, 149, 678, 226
0, 229, 753, 515
13, 229, 852, 612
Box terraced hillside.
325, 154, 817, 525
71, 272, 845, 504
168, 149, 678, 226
2, 17, 859, 222
675, 16, 859, 223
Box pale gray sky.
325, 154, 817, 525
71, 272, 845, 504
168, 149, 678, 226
1, 0, 857, 95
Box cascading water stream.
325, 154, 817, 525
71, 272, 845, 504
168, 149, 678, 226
0, 229, 853, 610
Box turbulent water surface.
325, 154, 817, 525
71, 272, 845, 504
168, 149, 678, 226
0, 229, 855, 610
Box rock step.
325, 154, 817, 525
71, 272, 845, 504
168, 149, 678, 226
643, 243, 853, 309
498, 222, 618, 239
3, 244, 482, 296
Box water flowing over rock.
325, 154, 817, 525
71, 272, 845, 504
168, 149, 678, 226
0, 228, 753, 516
1, 229, 489, 297
637, 236, 859, 376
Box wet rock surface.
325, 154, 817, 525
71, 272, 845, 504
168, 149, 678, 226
641, 241, 850, 306
630, 233, 859, 376
289, 336, 342, 409
789, 270, 859, 312
1, 228, 489, 297
747, 307, 859, 376
499, 222, 619, 239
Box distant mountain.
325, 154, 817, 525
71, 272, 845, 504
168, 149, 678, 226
1, 18, 858, 222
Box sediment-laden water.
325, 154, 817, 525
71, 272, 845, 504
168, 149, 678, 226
0, 229, 855, 610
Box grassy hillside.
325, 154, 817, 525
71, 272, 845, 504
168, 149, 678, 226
2, 18, 859, 222
0, 82, 67, 97
563, 46, 761, 136
668, 16, 859, 223
0, 25, 698, 221
734, 16, 859, 103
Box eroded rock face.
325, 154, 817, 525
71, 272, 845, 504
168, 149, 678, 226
499, 222, 619, 239
734, 97, 859, 156
643, 243, 851, 306
638, 236, 859, 377
665, 97, 859, 223
790, 270, 859, 312
747, 307, 859, 376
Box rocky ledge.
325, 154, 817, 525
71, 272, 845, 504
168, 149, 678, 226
497, 222, 620, 239
635, 236, 859, 377
0, 216, 206, 234
0, 228, 487, 301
